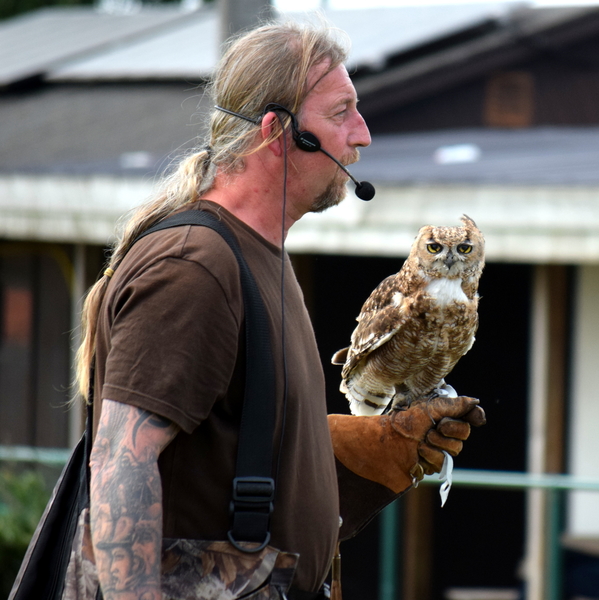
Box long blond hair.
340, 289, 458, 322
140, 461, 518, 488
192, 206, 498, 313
75, 20, 349, 399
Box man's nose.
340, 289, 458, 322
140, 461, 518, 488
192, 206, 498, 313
352, 112, 371, 148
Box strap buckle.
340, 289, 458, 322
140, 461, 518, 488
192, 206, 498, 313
231, 476, 275, 507
228, 477, 275, 553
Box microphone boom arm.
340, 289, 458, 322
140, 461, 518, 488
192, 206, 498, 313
318, 148, 375, 201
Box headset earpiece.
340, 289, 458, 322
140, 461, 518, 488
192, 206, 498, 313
263, 103, 321, 153
294, 130, 320, 153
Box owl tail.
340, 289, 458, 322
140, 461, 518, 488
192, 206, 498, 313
342, 376, 394, 416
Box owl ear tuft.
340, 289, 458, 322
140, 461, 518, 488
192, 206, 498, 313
460, 214, 478, 229
417, 224, 434, 238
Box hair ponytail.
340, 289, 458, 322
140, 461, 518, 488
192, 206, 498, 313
75, 149, 214, 399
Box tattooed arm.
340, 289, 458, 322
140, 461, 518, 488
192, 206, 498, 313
89, 399, 180, 600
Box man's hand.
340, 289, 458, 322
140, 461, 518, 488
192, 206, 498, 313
328, 396, 485, 494
415, 398, 486, 479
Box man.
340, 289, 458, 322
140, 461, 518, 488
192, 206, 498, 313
77, 21, 484, 600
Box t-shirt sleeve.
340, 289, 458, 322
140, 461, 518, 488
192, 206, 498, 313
102, 256, 241, 433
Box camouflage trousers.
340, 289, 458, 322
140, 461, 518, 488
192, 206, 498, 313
63, 509, 299, 600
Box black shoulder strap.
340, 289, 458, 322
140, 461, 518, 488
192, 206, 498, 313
135, 210, 277, 552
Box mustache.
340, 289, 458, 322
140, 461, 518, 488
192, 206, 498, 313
341, 149, 360, 167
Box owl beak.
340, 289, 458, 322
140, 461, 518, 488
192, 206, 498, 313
444, 253, 456, 268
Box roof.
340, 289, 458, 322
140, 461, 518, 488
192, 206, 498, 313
48, 3, 513, 81
1, 2, 556, 88
2, 77, 598, 185
0, 7, 194, 87
351, 126, 599, 185
322, 3, 511, 71
0, 83, 209, 175
47, 9, 218, 81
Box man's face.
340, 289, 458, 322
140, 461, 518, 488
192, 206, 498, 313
295, 62, 371, 213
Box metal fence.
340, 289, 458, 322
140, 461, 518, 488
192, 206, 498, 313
379, 469, 599, 600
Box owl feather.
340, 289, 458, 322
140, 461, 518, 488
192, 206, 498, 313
332, 215, 485, 416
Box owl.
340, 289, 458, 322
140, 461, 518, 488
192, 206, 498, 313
332, 215, 485, 416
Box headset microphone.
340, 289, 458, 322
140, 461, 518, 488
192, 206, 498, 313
215, 103, 376, 201
316, 147, 375, 201
290, 128, 375, 200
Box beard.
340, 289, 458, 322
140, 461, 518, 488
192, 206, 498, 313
309, 177, 347, 213
309, 150, 360, 214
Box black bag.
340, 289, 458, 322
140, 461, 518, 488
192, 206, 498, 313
9, 210, 281, 600
9, 425, 89, 600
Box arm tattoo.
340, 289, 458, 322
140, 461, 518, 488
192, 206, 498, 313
131, 410, 172, 448
90, 400, 179, 600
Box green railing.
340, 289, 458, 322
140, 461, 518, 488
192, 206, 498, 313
379, 469, 599, 600
0, 445, 71, 466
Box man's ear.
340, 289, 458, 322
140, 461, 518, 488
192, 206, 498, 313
261, 111, 285, 157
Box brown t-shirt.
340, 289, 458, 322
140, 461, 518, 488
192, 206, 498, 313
94, 201, 339, 592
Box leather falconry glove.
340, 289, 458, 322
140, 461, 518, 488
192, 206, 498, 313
328, 395, 486, 494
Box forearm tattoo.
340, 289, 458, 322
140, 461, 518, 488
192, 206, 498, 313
90, 400, 179, 600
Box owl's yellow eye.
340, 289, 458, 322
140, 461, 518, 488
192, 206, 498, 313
427, 243, 443, 254
457, 244, 472, 254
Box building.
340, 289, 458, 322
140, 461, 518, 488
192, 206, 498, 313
2, 3, 599, 598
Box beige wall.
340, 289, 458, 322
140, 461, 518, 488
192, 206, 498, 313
568, 265, 599, 535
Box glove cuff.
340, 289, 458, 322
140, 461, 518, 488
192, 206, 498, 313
328, 414, 420, 494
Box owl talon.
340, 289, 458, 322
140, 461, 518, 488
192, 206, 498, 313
425, 397, 437, 425
390, 391, 412, 412
424, 382, 459, 423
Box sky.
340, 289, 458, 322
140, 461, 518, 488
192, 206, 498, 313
274, 0, 599, 11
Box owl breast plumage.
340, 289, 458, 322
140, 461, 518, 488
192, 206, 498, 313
332, 215, 485, 416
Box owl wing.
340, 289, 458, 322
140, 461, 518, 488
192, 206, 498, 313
335, 274, 411, 378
